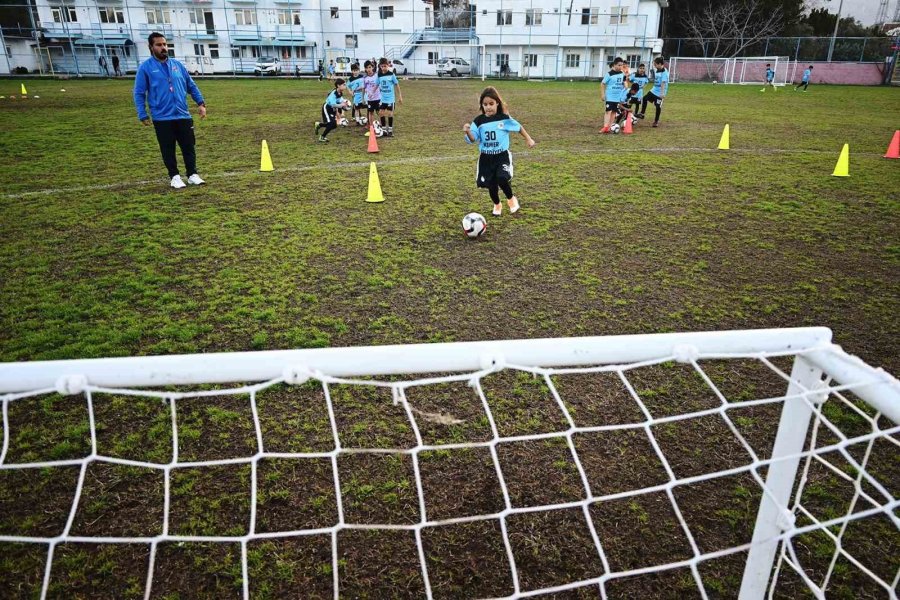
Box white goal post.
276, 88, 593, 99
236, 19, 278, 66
1, 327, 898, 599
669, 56, 792, 85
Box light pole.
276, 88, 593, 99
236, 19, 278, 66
826, 0, 844, 62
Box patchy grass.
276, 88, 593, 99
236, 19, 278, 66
1, 78, 898, 597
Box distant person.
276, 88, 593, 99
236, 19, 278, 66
318, 60, 324, 80
794, 65, 813, 92
639, 56, 668, 128
377, 57, 401, 137
363, 60, 381, 133
328, 60, 336, 79
347, 62, 366, 125
111, 51, 122, 76
133, 32, 207, 189
761, 63, 777, 92
98, 54, 109, 77
501, 61, 510, 77
314, 78, 350, 143
599, 57, 626, 134
630, 63, 650, 117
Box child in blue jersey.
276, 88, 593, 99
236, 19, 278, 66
347, 63, 366, 125
362, 60, 381, 134
615, 83, 640, 127
761, 63, 777, 92
314, 78, 350, 143
464, 87, 536, 216
630, 64, 650, 116
600, 57, 627, 133
377, 58, 402, 137
639, 56, 668, 128
794, 65, 813, 92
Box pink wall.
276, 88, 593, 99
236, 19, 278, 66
671, 60, 886, 85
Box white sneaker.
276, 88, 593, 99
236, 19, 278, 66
187, 174, 205, 185
170, 174, 186, 189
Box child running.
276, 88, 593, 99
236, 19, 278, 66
794, 65, 813, 92
377, 58, 402, 137
463, 87, 536, 216
362, 60, 381, 134
761, 63, 777, 92
600, 57, 626, 134
639, 56, 668, 128
314, 78, 350, 143
630, 63, 650, 116
347, 63, 365, 125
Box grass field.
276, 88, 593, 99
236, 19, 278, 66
0, 78, 898, 599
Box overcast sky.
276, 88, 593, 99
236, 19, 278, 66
808, 0, 892, 25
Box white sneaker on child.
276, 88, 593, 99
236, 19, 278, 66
170, 175, 186, 189
187, 174, 205, 185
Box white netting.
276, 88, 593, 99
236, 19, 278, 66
669, 56, 793, 86
1, 333, 898, 599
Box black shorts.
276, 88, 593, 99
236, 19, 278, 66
379, 102, 395, 111
643, 92, 663, 107
476, 150, 513, 188
367, 100, 380, 113
355, 102, 367, 111
320, 104, 336, 123
605, 101, 619, 113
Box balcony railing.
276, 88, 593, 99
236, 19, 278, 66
139, 23, 174, 38
275, 24, 304, 40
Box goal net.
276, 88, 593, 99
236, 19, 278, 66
1, 328, 898, 598
669, 56, 792, 85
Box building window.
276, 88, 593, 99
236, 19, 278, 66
425, 7, 431, 26
233, 9, 255, 25
565, 53, 580, 68
52, 6, 78, 22
296, 46, 306, 58
525, 8, 541, 26
189, 8, 203, 24
6, 46, 11, 58
146, 8, 171, 25
379, 6, 393, 19
625, 54, 640, 69
581, 7, 599, 25
360, 6, 369, 18
610, 6, 627, 24
209, 43, 219, 58
495, 53, 508, 67
524, 53, 537, 67
278, 9, 301, 25
99, 7, 124, 23
231, 46, 240, 58
427, 51, 438, 65
330, 7, 339, 18
193, 43, 205, 56
166, 43, 175, 57
345, 34, 357, 48
496, 9, 511, 25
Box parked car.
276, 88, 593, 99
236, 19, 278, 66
391, 59, 408, 75
254, 57, 281, 76
436, 57, 470, 77
335, 56, 354, 76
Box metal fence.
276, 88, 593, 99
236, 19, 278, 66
663, 37, 896, 64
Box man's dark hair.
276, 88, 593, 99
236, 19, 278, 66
147, 32, 166, 48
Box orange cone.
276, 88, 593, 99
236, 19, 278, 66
622, 112, 633, 134
367, 125, 379, 153
884, 130, 900, 159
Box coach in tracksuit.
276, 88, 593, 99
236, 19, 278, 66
133, 32, 207, 189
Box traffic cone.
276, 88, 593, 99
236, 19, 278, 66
259, 140, 274, 172
717, 124, 730, 150
622, 113, 633, 134
367, 125, 379, 153
20, 83, 27, 95
832, 144, 849, 177
883, 130, 900, 159
366, 162, 384, 203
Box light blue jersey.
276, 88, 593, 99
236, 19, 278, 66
802, 68, 811, 82
602, 69, 627, 102
651, 68, 669, 96
378, 72, 399, 104
325, 89, 345, 108
631, 73, 650, 100
766, 67, 775, 82
347, 74, 365, 105
466, 113, 522, 154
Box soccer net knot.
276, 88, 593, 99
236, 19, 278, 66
55, 374, 87, 396
672, 344, 699, 363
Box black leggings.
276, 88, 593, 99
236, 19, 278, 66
488, 180, 513, 204
641, 93, 663, 123
795, 81, 809, 90
153, 119, 196, 178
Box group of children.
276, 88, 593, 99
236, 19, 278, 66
600, 55, 669, 133
314, 58, 402, 143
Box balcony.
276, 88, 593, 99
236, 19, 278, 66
275, 24, 304, 40
184, 27, 219, 40
139, 23, 174, 38
41, 23, 86, 39
229, 24, 260, 41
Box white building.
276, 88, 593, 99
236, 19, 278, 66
1, 0, 665, 76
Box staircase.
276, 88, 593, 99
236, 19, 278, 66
385, 27, 477, 61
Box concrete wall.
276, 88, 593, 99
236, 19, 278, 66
670, 59, 886, 86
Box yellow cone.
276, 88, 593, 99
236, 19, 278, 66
832, 143, 849, 177
366, 162, 384, 203
20, 83, 27, 95
717, 124, 730, 150
259, 140, 274, 172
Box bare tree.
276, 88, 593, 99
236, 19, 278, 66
681, 0, 784, 58
436, 0, 471, 29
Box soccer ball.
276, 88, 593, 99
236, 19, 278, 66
713, 80, 718, 84
630, 115, 638, 124
373, 122, 384, 137
359, 116, 368, 125
462, 213, 487, 238
610, 123, 621, 134
339, 118, 349, 126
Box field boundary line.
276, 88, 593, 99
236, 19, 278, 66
3, 147, 883, 200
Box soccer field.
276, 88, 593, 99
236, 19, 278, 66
0, 79, 898, 598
